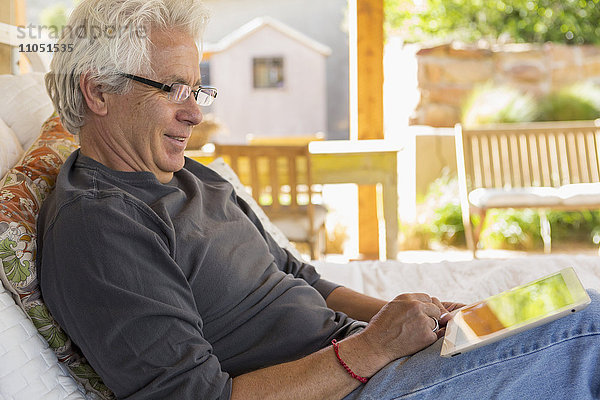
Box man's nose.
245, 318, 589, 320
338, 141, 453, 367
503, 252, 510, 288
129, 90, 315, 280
177, 96, 203, 126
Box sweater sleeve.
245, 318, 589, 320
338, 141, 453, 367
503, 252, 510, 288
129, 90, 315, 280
37, 194, 232, 400
233, 194, 341, 299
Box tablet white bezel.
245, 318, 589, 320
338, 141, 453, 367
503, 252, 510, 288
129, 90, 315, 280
440, 267, 591, 358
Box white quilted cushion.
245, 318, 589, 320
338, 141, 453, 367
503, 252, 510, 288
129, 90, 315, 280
0, 118, 23, 180
206, 157, 304, 260
0, 283, 86, 400
0, 73, 54, 150
558, 182, 600, 206
468, 187, 562, 208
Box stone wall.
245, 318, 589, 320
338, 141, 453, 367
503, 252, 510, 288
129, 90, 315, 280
410, 42, 600, 127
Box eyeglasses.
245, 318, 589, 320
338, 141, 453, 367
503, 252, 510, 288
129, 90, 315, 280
120, 73, 218, 106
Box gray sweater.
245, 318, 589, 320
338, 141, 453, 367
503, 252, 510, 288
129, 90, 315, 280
37, 151, 358, 400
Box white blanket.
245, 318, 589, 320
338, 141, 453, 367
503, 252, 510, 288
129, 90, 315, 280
314, 254, 600, 304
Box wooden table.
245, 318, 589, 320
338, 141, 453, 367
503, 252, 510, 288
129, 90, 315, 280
186, 139, 401, 260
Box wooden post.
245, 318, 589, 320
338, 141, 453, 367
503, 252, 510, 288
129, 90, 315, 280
356, 0, 384, 141
351, 0, 385, 258
14, 0, 24, 24
0, 0, 26, 74
0, 0, 14, 74
15, 0, 26, 73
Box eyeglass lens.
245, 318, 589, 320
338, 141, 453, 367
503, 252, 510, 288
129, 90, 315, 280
197, 88, 217, 106
168, 83, 216, 106
169, 84, 190, 103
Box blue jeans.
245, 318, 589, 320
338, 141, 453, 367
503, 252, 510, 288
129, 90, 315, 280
344, 290, 600, 400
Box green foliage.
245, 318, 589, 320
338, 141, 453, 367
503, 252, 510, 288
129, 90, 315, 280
536, 82, 600, 121
462, 84, 539, 126
462, 82, 600, 126
418, 169, 465, 246
481, 209, 600, 250
430, 202, 465, 246
386, 0, 600, 45
40, 3, 69, 32
548, 210, 600, 242
481, 209, 540, 250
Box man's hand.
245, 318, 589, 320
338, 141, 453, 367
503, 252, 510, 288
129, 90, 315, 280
432, 299, 466, 336
355, 293, 444, 370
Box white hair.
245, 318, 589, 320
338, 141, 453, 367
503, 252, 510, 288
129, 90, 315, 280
45, 0, 210, 134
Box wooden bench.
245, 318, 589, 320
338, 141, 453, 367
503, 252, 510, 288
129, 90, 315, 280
456, 120, 600, 256
213, 144, 328, 259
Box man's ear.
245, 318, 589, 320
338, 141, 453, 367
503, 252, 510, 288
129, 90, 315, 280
79, 72, 108, 116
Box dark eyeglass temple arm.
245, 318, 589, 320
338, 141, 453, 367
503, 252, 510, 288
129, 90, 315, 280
120, 73, 171, 92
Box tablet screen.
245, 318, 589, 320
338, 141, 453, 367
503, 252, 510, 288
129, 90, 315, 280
457, 273, 574, 337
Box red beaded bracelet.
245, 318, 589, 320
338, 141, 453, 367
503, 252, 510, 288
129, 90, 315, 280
331, 339, 369, 384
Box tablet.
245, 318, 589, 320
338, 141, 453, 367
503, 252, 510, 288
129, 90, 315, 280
440, 267, 590, 358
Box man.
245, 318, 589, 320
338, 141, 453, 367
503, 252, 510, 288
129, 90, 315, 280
38, 0, 600, 399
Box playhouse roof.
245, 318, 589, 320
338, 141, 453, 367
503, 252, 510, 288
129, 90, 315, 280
205, 16, 332, 56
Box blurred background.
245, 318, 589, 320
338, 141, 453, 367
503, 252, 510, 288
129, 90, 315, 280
7, 0, 600, 259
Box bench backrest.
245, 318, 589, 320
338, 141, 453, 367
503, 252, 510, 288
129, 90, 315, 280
456, 120, 600, 193
213, 143, 316, 212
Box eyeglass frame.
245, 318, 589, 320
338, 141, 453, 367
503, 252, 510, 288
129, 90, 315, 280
119, 73, 218, 106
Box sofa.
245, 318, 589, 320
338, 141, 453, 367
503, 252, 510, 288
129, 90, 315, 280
1, 72, 600, 400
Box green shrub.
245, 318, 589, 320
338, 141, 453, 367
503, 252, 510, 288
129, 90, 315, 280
461, 82, 600, 126
418, 170, 465, 247
536, 83, 600, 121
461, 84, 538, 127
480, 209, 541, 250
481, 209, 600, 250
547, 210, 600, 243
430, 202, 465, 246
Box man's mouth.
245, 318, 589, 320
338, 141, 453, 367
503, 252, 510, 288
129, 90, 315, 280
166, 135, 187, 143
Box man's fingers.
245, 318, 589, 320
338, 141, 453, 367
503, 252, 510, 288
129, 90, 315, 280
439, 312, 452, 326
395, 292, 432, 303
429, 316, 439, 331
442, 301, 466, 312
423, 302, 442, 319
432, 297, 446, 312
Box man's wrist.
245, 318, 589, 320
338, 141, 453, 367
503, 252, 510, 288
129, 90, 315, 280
334, 333, 390, 379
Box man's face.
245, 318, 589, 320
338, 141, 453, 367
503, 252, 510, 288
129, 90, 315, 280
104, 29, 202, 183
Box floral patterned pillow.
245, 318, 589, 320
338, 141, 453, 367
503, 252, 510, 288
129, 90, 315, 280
0, 115, 115, 400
